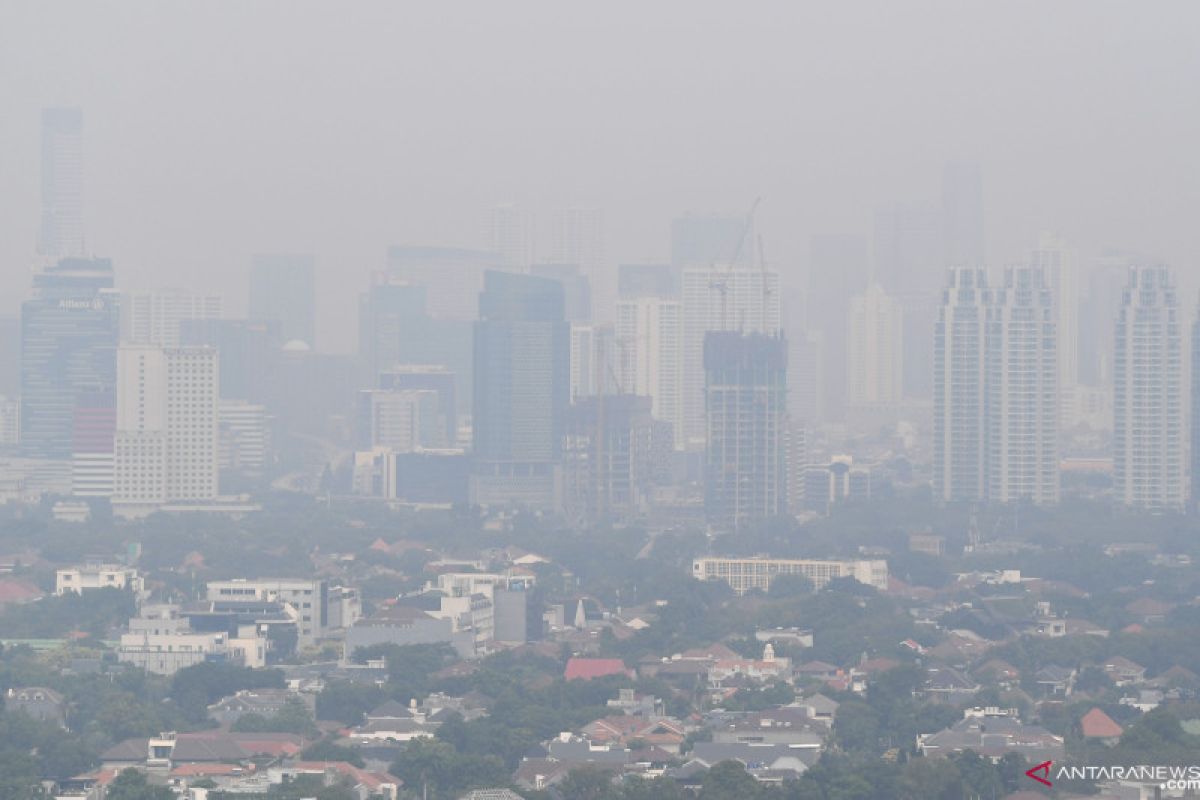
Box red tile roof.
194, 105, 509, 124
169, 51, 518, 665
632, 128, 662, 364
564, 657, 630, 681
0, 578, 42, 605
1080, 708, 1123, 738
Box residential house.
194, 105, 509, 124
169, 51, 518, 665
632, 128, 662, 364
1034, 665, 1075, 697
4, 686, 67, 727
1079, 708, 1123, 745
1101, 656, 1146, 686
917, 707, 1065, 762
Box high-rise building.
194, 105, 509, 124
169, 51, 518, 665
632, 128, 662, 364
356, 389, 444, 452
179, 318, 279, 402
984, 267, 1059, 505
1031, 234, 1079, 422
847, 283, 903, 409
39, 108, 85, 261
471, 272, 569, 509
71, 390, 115, 497
1192, 295, 1200, 512
0, 397, 18, 448
941, 160, 985, 268
113, 346, 219, 514
933, 268, 988, 504
618, 263, 675, 300
808, 234, 870, 420
783, 417, 807, 516
122, 289, 222, 347
1080, 250, 1137, 387
0, 315, 21, 397
358, 274, 428, 378
1113, 267, 1183, 512
21, 258, 120, 460
531, 263, 592, 322
248, 254, 316, 348
933, 267, 1059, 505
218, 400, 270, 480
569, 324, 618, 401
681, 265, 780, 447
616, 296, 683, 448
873, 203, 941, 399
486, 203, 534, 269
704, 332, 787, 532
378, 366, 457, 446
387, 245, 505, 321
563, 395, 660, 522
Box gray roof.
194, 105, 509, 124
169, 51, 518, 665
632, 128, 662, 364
691, 742, 821, 769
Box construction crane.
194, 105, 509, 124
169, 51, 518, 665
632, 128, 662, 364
710, 197, 761, 330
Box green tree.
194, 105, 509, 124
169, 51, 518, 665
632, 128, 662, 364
700, 761, 761, 800
558, 765, 621, 800
106, 769, 175, 800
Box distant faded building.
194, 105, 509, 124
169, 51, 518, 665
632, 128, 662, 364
704, 332, 787, 532
563, 394, 664, 521
248, 254, 316, 349
219, 400, 270, 479
205, 578, 328, 645
847, 282, 903, 408
345, 605, 472, 659
39, 107, 85, 261
121, 289, 221, 347
55, 564, 145, 597
615, 295, 683, 448
471, 272, 569, 510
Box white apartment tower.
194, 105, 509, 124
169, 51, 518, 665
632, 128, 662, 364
681, 265, 781, 447
1113, 266, 1183, 511
933, 268, 989, 504
114, 346, 219, 511
847, 283, 903, 408
934, 267, 1059, 505
615, 297, 683, 447
985, 267, 1059, 505
122, 289, 222, 347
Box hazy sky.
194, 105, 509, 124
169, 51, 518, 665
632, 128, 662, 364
2, 1, 1198, 351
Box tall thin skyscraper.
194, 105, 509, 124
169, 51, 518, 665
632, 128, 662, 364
248, 254, 316, 348
21, 258, 119, 460
984, 267, 1059, 505
1113, 267, 1183, 512
471, 271, 569, 509
39, 108, 85, 261
616, 296, 683, 448
122, 289, 222, 347
934, 268, 988, 504
808, 234, 870, 420
933, 267, 1059, 505
704, 332, 787, 532
681, 265, 780, 447
941, 161, 985, 268
847, 283, 904, 409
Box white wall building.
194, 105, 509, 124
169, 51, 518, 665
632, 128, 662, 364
616, 297, 683, 447
121, 289, 222, 347
55, 564, 145, 597
206, 578, 328, 644
1113, 266, 1183, 511
219, 400, 270, 478
692, 557, 888, 594
119, 606, 265, 675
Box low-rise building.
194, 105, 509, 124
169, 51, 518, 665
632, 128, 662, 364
206, 578, 328, 644
119, 605, 266, 675
692, 557, 888, 594
55, 563, 145, 597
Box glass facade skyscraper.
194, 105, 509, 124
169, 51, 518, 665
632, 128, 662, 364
20, 258, 119, 459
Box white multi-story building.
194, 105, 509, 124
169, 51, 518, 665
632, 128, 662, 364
934, 267, 1059, 505
985, 267, 1059, 505
1113, 266, 1183, 511
847, 283, 903, 408
206, 578, 328, 644
113, 345, 219, 515
119, 605, 265, 675
616, 297, 683, 448
692, 557, 888, 594
357, 388, 443, 452
568, 323, 618, 400
55, 564, 145, 597
681, 265, 780, 447
121, 288, 222, 347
